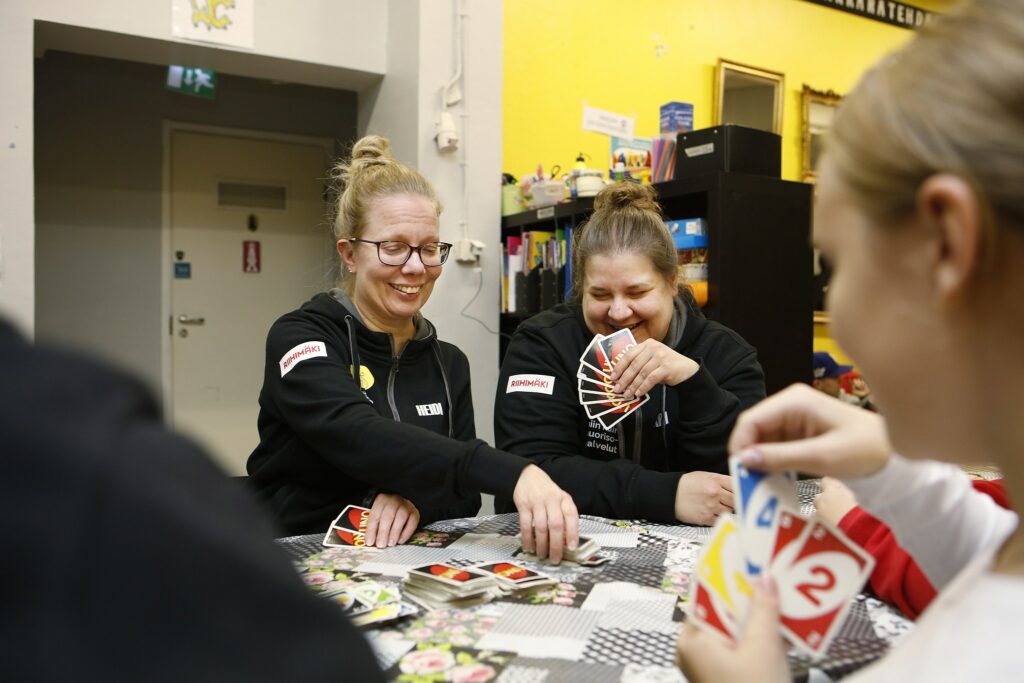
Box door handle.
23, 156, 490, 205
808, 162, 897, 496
178, 315, 206, 325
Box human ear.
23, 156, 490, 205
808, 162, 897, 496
337, 239, 357, 273
916, 174, 984, 302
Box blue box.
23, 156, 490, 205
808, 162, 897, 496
666, 218, 707, 250
660, 101, 694, 134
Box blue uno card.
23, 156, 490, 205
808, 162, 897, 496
729, 456, 798, 576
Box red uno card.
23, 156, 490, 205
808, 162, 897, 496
579, 335, 612, 379
767, 508, 809, 575
594, 392, 649, 429
325, 526, 367, 547
408, 564, 492, 589
597, 328, 638, 374
336, 504, 371, 533
775, 519, 875, 657
687, 576, 737, 642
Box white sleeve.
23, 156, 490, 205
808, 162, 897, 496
843, 454, 1017, 591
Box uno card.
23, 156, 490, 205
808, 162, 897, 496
323, 525, 368, 547
335, 504, 371, 533
767, 508, 809, 574
693, 515, 753, 623
729, 456, 798, 576
475, 562, 549, 586
687, 576, 738, 641
577, 361, 614, 385
407, 564, 493, 590
594, 393, 649, 429
597, 328, 638, 374
774, 519, 875, 657
579, 334, 611, 378
351, 581, 400, 608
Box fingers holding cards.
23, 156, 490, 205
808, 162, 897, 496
686, 457, 875, 658
576, 330, 648, 429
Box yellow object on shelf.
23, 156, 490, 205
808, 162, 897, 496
683, 280, 708, 307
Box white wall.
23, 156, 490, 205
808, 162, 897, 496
0, 0, 387, 333
360, 0, 503, 512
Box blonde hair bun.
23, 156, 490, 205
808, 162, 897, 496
339, 134, 393, 184
593, 182, 662, 216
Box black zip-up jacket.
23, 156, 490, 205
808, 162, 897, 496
494, 292, 765, 522
247, 290, 525, 535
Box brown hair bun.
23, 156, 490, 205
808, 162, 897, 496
592, 182, 662, 217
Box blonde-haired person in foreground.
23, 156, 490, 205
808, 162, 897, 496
677, 0, 1024, 679
247, 135, 578, 562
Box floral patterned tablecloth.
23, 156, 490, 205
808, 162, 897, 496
278, 509, 911, 683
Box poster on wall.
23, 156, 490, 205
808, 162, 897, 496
171, 0, 255, 49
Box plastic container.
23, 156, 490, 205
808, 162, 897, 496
530, 180, 566, 209
502, 185, 525, 216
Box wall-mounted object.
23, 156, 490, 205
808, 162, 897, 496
801, 85, 844, 183
714, 59, 785, 136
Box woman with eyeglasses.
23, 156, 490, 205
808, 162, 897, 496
247, 135, 579, 561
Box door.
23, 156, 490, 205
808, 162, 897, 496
169, 130, 331, 474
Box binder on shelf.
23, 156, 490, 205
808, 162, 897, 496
540, 269, 559, 310
524, 268, 541, 314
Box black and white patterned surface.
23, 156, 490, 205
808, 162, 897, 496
280, 508, 910, 682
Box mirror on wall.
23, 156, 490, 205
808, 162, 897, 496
714, 59, 785, 135
802, 85, 843, 183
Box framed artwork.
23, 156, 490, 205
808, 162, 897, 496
802, 85, 844, 183
714, 59, 785, 135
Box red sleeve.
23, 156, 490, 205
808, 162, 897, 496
838, 506, 936, 620
837, 478, 1010, 620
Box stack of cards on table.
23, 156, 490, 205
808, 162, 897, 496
577, 328, 649, 430
516, 535, 608, 566
322, 504, 371, 547
686, 456, 876, 658
473, 562, 556, 592
402, 564, 502, 610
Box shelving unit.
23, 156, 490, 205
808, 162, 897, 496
500, 171, 813, 395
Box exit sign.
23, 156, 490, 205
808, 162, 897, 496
166, 65, 217, 99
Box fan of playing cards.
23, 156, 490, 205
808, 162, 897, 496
687, 458, 876, 659
577, 329, 650, 430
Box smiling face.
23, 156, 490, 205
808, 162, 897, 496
337, 193, 442, 335
581, 251, 677, 343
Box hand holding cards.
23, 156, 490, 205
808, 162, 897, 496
322, 504, 371, 547
577, 329, 649, 430
687, 458, 875, 658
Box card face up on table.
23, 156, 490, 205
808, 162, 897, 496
688, 458, 875, 658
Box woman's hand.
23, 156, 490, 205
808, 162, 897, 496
364, 493, 420, 548
512, 464, 580, 564
814, 477, 858, 527
730, 384, 892, 479
676, 576, 790, 683
610, 338, 700, 400
674, 471, 734, 525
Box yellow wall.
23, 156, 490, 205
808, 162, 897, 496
503, 0, 952, 182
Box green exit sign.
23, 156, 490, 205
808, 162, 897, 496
166, 65, 217, 99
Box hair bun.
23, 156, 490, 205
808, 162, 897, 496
339, 135, 393, 184
592, 182, 662, 216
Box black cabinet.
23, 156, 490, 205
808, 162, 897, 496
500, 172, 813, 395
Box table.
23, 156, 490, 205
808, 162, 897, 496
278, 481, 912, 682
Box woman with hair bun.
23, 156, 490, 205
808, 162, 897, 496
248, 135, 578, 562
495, 182, 766, 525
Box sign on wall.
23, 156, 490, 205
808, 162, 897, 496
171, 0, 254, 49
802, 0, 937, 30
166, 66, 217, 98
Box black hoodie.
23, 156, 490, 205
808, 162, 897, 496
247, 290, 525, 535
494, 292, 765, 522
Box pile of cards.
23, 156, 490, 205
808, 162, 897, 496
323, 504, 371, 547
321, 579, 419, 627
473, 562, 556, 592
687, 457, 876, 658
402, 564, 502, 611
516, 535, 609, 566
577, 329, 649, 430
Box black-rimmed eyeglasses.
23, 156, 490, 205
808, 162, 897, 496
346, 239, 452, 267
